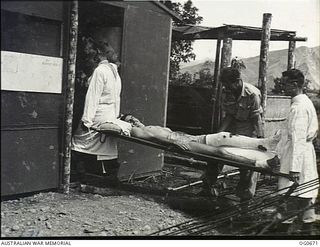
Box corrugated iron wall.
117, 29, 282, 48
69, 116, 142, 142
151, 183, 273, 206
1, 1, 67, 196
264, 95, 291, 137
118, 3, 172, 179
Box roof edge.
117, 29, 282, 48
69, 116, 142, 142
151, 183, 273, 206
151, 1, 183, 22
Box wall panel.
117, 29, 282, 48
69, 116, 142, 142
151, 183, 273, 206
118, 5, 171, 179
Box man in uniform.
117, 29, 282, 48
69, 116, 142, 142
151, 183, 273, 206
203, 66, 264, 203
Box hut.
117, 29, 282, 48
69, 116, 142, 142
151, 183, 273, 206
1, 1, 180, 196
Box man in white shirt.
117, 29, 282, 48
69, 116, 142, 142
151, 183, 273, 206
71, 40, 122, 186
277, 69, 319, 235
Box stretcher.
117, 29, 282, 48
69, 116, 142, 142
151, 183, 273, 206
92, 128, 294, 181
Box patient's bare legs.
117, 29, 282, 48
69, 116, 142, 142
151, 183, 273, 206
205, 131, 281, 151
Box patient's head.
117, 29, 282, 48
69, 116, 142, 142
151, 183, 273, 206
122, 114, 145, 128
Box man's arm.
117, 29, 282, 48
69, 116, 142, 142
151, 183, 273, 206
96, 122, 122, 134
219, 114, 233, 132
289, 106, 308, 175
251, 114, 264, 138
250, 93, 264, 138
82, 67, 105, 129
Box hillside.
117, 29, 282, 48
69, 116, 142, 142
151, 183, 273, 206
180, 46, 320, 91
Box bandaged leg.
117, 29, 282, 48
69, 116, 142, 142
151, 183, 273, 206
187, 143, 278, 169
205, 131, 281, 151
219, 147, 277, 168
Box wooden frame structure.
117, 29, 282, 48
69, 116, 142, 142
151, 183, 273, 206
172, 17, 307, 132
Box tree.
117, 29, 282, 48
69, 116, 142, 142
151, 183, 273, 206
194, 60, 214, 87
177, 71, 194, 86
161, 0, 203, 81
272, 77, 312, 95
272, 77, 284, 94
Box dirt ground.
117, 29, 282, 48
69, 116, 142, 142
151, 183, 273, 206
1, 162, 319, 238
1, 189, 195, 237
1, 163, 205, 238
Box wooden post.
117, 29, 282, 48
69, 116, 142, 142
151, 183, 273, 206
211, 38, 222, 133
62, 0, 79, 194
258, 13, 272, 124
287, 40, 296, 70
220, 38, 233, 69
218, 38, 233, 129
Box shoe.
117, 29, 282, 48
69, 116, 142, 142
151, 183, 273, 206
103, 175, 120, 188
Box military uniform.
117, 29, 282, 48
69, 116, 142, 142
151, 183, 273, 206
222, 82, 263, 201
222, 82, 262, 137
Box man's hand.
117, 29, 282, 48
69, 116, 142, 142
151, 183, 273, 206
81, 122, 89, 131
289, 171, 300, 183
168, 141, 191, 151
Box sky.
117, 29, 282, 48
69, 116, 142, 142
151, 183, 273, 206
174, 0, 320, 61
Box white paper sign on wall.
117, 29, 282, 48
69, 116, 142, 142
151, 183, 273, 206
1, 51, 63, 94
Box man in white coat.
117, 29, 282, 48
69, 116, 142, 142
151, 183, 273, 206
277, 69, 319, 235
71, 40, 129, 186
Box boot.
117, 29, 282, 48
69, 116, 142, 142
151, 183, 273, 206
71, 151, 88, 183
102, 160, 120, 187
198, 163, 221, 198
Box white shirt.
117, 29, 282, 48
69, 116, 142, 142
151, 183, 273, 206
278, 94, 319, 198
82, 61, 121, 128
71, 61, 122, 160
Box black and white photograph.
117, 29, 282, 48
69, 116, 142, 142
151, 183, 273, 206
1, 0, 319, 242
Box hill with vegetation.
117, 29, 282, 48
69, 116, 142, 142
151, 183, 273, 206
180, 46, 320, 91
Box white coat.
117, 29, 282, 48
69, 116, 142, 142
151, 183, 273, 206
278, 94, 319, 198
71, 61, 121, 160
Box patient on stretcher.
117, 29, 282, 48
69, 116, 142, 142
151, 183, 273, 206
95, 115, 281, 169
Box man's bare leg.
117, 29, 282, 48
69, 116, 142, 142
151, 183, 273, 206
205, 131, 281, 151
187, 142, 257, 165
